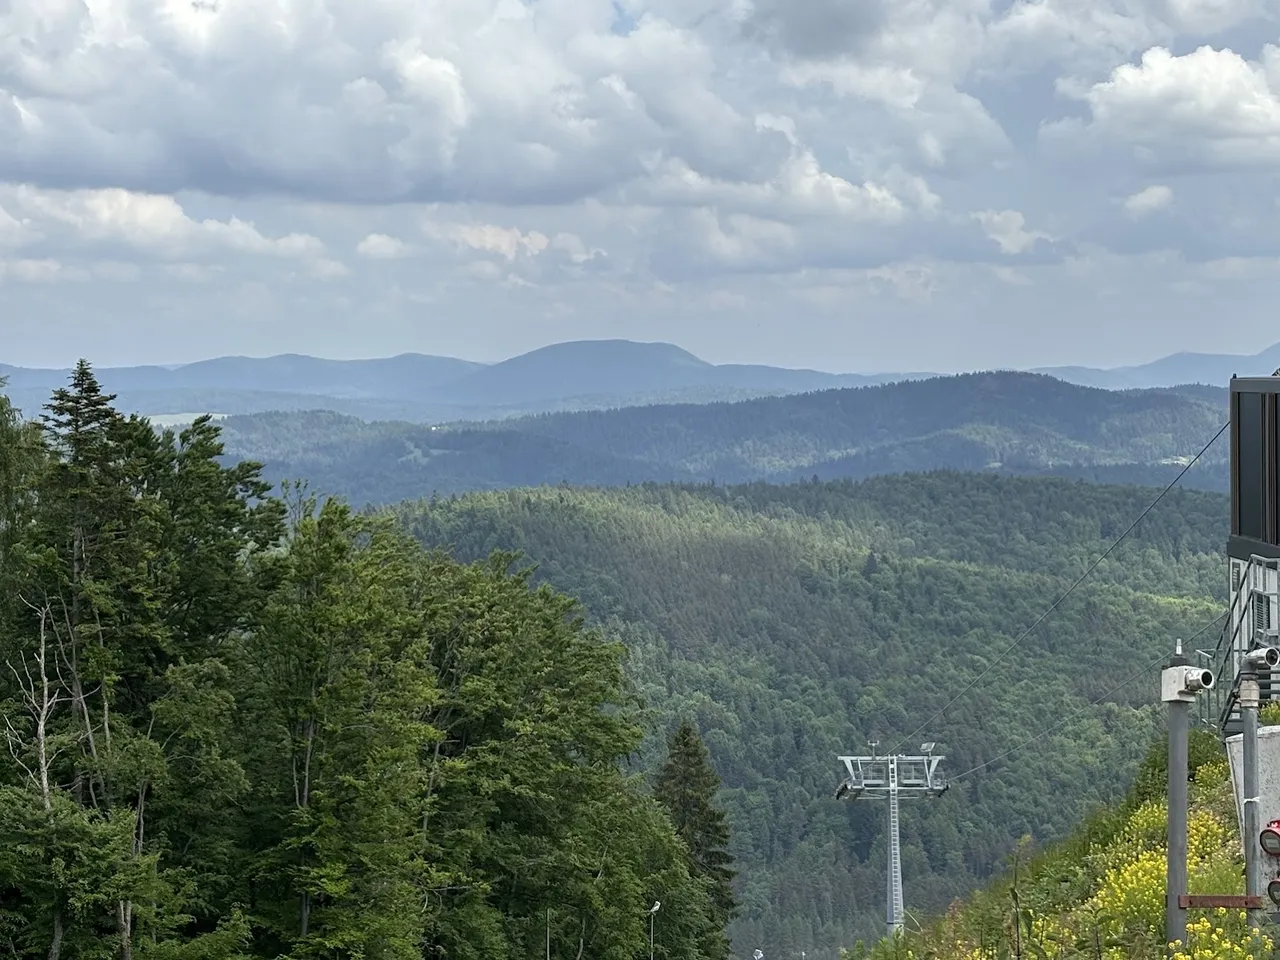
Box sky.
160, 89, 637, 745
4, 0, 1280, 374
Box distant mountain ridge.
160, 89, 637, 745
1035, 341, 1280, 389
0, 340, 927, 423
4, 337, 1276, 424
212, 371, 1232, 507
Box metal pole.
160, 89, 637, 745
649, 911, 654, 960
1242, 666, 1264, 928
1166, 647, 1190, 952
887, 759, 903, 936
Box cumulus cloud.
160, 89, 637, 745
1123, 184, 1173, 216
356, 234, 412, 259
0, 187, 326, 260
1049, 45, 1280, 167
8, 0, 1280, 370
973, 210, 1053, 254
0, 0, 773, 206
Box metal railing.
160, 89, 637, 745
1202, 555, 1280, 734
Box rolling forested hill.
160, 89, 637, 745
390, 474, 1231, 958
216, 373, 1230, 506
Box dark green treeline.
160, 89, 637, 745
0, 365, 733, 959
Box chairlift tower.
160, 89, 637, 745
835, 742, 948, 937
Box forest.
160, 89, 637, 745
0, 366, 739, 960
393, 476, 1230, 955
214, 373, 1230, 508
0, 363, 1239, 959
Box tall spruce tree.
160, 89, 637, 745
654, 720, 738, 946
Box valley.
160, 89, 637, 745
393, 475, 1228, 955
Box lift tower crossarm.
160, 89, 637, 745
836, 748, 948, 937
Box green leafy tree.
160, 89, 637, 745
0, 362, 284, 958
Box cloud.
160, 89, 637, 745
0, 186, 326, 260
433, 222, 551, 261
972, 210, 1053, 254
1049, 45, 1280, 168
0, 258, 85, 283
0, 0, 772, 206
1123, 184, 1173, 216
356, 233, 411, 259
8, 0, 1280, 371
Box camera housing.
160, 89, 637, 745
1161, 665, 1214, 703
1244, 647, 1280, 669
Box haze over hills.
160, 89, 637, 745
0, 340, 926, 423
214, 371, 1231, 507
1036, 340, 1280, 389
9, 336, 1275, 426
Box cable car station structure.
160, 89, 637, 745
1202, 376, 1280, 735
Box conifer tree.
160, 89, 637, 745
654, 719, 739, 943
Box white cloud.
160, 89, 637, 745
7, 0, 1280, 370
972, 210, 1053, 254
1123, 184, 1173, 216
356, 233, 411, 259
1, 187, 326, 260
636, 120, 913, 223
1051, 45, 1280, 167
433, 222, 551, 261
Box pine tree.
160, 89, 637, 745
654, 720, 739, 939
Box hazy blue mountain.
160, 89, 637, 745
5, 336, 1261, 425
1, 340, 931, 422
441, 339, 918, 405
1036, 341, 1280, 388
213, 372, 1232, 507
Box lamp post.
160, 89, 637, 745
648, 901, 660, 960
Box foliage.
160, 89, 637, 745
212, 374, 1231, 508
0, 367, 729, 960
392, 476, 1230, 957
842, 742, 1275, 960
654, 720, 739, 960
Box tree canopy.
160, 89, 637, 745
0, 365, 731, 959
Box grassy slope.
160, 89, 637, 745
851, 730, 1261, 960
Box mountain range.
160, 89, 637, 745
4, 337, 1277, 424
213, 371, 1232, 507
0, 341, 925, 423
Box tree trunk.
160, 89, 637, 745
48, 911, 63, 960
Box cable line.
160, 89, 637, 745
947, 610, 1227, 783
888, 419, 1230, 756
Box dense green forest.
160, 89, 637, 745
212, 374, 1230, 507
1, 365, 1241, 960
0, 368, 738, 959
392, 477, 1231, 957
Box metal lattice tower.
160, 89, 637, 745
835, 743, 949, 936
